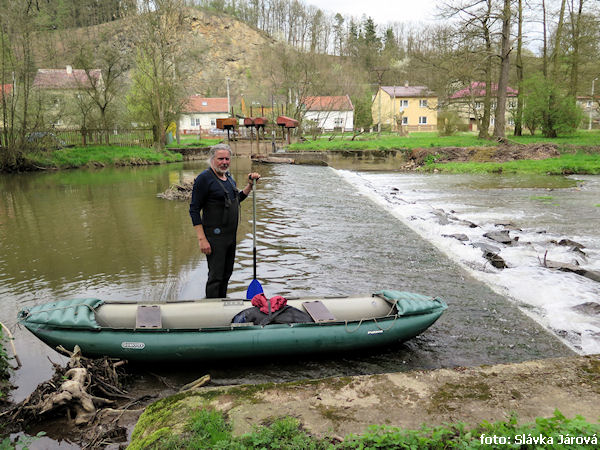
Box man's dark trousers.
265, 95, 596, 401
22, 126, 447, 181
205, 234, 236, 298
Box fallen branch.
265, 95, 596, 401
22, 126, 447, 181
1, 345, 130, 431
0, 321, 21, 368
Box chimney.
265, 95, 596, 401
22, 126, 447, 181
66, 65, 73, 75
404, 80, 409, 87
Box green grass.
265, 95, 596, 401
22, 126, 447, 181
28, 145, 183, 169
289, 130, 600, 151
0, 329, 10, 402
423, 151, 600, 175
131, 409, 600, 449
166, 136, 223, 148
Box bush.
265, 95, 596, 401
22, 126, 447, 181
437, 110, 462, 136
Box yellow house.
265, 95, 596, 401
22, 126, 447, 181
372, 85, 438, 132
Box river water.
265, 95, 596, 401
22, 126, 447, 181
2, 159, 592, 410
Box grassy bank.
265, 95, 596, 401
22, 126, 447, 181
289, 131, 600, 151
0, 330, 11, 404
166, 136, 222, 148
129, 408, 599, 449
27, 145, 182, 169
423, 151, 600, 175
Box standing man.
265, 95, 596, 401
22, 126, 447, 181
189, 144, 260, 298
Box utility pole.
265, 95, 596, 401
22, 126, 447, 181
589, 77, 597, 131
226, 77, 231, 116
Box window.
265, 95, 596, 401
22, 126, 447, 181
587, 101, 593, 108
190, 118, 200, 127
419, 99, 428, 107
418, 116, 427, 125
334, 117, 344, 126
475, 102, 482, 110
210, 119, 216, 127
402, 117, 408, 125
508, 99, 516, 108
399, 99, 408, 108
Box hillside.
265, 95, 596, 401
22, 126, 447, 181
33, 7, 275, 101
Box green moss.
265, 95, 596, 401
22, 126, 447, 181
127, 427, 173, 450
429, 378, 492, 413
316, 404, 354, 425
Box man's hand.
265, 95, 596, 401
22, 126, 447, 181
198, 237, 211, 255
248, 172, 261, 181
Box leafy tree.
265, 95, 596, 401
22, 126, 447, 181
523, 75, 583, 137
127, 0, 202, 147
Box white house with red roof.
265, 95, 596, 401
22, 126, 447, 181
301, 95, 354, 132
179, 96, 230, 134
448, 82, 518, 131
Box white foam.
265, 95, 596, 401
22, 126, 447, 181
337, 170, 600, 354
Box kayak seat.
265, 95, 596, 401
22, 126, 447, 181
302, 301, 336, 323
136, 305, 162, 329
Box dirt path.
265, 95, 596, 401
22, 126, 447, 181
129, 355, 600, 444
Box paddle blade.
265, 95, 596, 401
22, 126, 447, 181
246, 278, 263, 300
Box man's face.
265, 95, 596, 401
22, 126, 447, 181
212, 150, 231, 175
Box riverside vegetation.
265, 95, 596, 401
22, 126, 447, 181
6, 131, 600, 175
129, 408, 600, 449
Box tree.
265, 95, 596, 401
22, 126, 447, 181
72, 30, 131, 132
523, 74, 583, 137
0, 0, 43, 168
514, 0, 524, 136
493, 0, 511, 139
127, 0, 202, 147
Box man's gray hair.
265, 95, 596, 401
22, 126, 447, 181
208, 143, 232, 163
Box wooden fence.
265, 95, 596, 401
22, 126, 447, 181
0, 128, 155, 149
56, 128, 155, 147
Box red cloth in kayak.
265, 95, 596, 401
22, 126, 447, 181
251, 293, 287, 314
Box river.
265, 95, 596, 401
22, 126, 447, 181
3, 159, 592, 412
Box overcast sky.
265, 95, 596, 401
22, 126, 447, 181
303, 0, 439, 26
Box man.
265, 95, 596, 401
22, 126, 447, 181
189, 144, 260, 298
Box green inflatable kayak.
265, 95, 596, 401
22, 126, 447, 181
18, 290, 447, 362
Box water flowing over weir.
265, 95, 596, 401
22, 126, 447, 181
0, 162, 577, 402
336, 170, 600, 355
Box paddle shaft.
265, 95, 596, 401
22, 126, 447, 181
252, 178, 257, 279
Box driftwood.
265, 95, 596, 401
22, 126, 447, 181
179, 374, 211, 392
157, 179, 194, 201
0, 345, 130, 430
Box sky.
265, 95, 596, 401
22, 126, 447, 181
303, 0, 439, 26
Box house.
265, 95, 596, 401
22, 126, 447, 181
448, 82, 518, 131
372, 85, 438, 132
0, 84, 12, 100
33, 65, 102, 128
301, 95, 354, 132
179, 96, 230, 134
576, 96, 599, 130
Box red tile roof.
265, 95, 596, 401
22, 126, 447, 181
302, 95, 354, 111
381, 86, 435, 98
182, 96, 229, 113
33, 67, 102, 89
0, 84, 12, 98
450, 82, 518, 99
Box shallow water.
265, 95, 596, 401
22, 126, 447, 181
0, 161, 576, 407
337, 170, 600, 354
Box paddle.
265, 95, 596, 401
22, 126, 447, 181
246, 178, 264, 299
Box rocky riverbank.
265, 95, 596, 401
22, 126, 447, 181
128, 354, 600, 447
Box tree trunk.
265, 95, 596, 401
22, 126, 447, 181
568, 0, 584, 98
493, 0, 512, 139
514, 0, 524, 136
